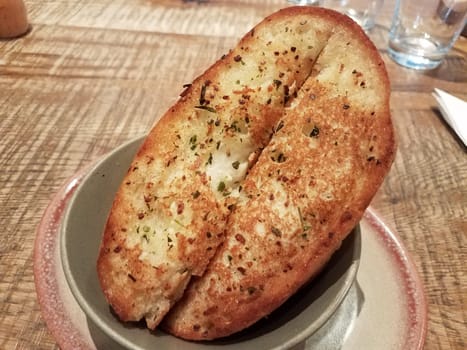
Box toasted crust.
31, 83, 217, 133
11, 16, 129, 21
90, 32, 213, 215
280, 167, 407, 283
97, 6, 360, 329
162, 7, 395, 340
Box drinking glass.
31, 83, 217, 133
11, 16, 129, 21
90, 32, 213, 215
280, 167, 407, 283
287, 0, 321, 5
388, 0, 467, 70
322, 0, 384, 31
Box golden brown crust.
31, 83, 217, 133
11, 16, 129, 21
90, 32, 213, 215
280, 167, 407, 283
97, 6, 358, 329
162, 7, 395, 340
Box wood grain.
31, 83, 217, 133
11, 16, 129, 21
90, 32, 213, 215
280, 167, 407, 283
0, 0, 466, 349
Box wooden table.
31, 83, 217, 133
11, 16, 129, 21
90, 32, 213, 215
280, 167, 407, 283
0, 0, 465, 349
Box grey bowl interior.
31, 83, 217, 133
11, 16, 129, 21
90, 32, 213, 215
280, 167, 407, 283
60, 136, 361, 350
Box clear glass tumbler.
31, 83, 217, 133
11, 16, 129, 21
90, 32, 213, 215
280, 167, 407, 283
287, 0, 321, 5
322, 0, 384, 31
388, 0, 467, 70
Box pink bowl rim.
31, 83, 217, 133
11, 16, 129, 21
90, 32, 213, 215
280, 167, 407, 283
33, 161, 427, 350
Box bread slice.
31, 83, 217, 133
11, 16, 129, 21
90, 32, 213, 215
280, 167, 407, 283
162, 7, 395, 340
96, 6, 343, 329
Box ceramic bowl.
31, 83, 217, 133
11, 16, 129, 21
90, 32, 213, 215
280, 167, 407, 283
60, 137, 361, 350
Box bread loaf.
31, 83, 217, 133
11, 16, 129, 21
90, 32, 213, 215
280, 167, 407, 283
97, 6, 395, 337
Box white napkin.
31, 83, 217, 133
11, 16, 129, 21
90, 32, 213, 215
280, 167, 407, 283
433, 88, 467, 147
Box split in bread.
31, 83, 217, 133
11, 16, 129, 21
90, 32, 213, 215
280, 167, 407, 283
97, 6, 396, 338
